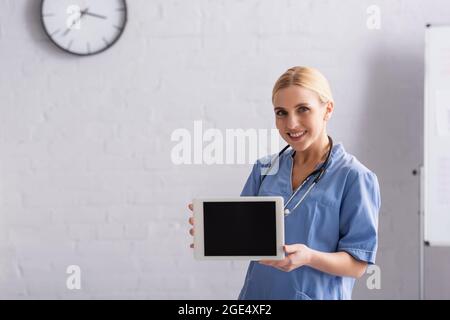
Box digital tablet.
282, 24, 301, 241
193, 197, 285, 260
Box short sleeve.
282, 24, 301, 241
240, 161, 262, 196
337, 170, 381, 264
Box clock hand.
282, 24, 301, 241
62, 7, 89, 37
83, 11, 107, 20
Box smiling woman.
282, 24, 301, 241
235, 66, 381, 300
273, 67, 334, 159
187, 66, 381, 300
272, 67, 335, 190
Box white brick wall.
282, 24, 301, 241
1, 0, 450, 299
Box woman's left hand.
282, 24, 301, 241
259, 244, 312, 272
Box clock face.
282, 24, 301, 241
41, 0, 127, 56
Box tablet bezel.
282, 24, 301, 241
193, 197, 285, 260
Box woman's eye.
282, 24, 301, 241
275, 110, 287, 117
298, 106, 309, 113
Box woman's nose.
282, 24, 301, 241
286, 115, 300, 130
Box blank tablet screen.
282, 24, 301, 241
203, 201, 277, 256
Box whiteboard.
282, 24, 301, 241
424, 25, 450, 246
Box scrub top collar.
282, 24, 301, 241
288, 141, 345, 171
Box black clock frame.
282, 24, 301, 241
40, 0, 128, 56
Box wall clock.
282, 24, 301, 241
41, 0, 127, 56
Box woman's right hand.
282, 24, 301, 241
188, 203, 194, 248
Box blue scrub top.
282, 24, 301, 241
238, 142, 381, 300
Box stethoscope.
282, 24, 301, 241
258, 135, 333, 216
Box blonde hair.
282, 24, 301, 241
272, 66, 334, 104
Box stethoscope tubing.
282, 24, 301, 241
259, 136, 333, 216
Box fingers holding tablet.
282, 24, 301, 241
188, 203, 194, 248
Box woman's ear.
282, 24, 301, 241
324, 101, 334, 121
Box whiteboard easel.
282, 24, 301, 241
422, 23, 450, 299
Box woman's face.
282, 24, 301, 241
273, 85, 333, 152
